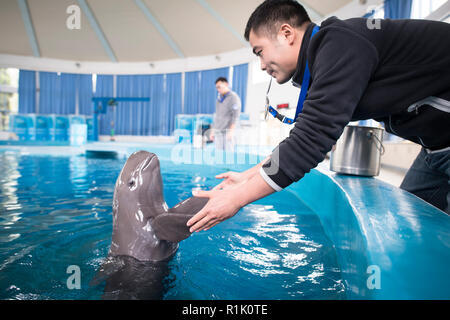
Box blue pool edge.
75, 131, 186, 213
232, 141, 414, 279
288, 167, 450, 300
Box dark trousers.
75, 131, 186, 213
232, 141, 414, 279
400, 147, 450, 214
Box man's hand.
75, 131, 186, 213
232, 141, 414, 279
187, 172, 276, 232
187, 188, 243, 232
212, 171, 247, 191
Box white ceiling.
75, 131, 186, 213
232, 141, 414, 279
0, 0, 352, 63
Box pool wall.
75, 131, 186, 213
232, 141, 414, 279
289, 168, 450, 299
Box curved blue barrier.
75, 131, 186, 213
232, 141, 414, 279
288, 168, 450, 299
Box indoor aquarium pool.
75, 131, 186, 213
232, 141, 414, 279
0, 149, 346, 300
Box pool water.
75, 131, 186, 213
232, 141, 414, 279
0, 150, 346, 300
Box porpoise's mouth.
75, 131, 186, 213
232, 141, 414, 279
139, 152, 166, 217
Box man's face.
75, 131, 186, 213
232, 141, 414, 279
249, 26, 299, 84
215, 81, 229, 95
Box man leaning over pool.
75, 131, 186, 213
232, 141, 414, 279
186, 0, 450, 232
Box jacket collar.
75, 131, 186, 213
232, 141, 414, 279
291, 22, 316, 88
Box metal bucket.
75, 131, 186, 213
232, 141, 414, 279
330, 125, 385, 176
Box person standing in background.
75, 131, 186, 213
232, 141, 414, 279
211, 77, 241, 151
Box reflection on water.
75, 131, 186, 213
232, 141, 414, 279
0, 151, 345, 300
0, 152, 22, 229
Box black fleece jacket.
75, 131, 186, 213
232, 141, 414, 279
262, 16, 450, 190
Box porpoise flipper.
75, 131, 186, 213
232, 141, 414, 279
152, 213, 196, 242
151, 196, 209, 242
168, 196, 209, 215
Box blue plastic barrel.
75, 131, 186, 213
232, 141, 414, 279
10, 114, 30, 141
85, 116, 94, 141
175, 114, 194, 132
69, 115, 86, 125
175, 114, 195, 142
173, 129, 191, 143
193, 114, 213, 135
70, 123, 87, 146
35, 115, 53, 141
25, 114, 36, 141
54, 115, 70, 141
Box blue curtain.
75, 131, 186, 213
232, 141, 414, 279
96, 73, 181, 137
116, 74, 151, 136
39, 72, 61, 115
165, 73, 182, 135
19, 70, 92, 116
384, 0, 412, 19
95, 74, 114, 135
117, 74, 171, 136
116, 74, 181, 136
18, 70, 36, 114
117, 75, 135, 135
148, 75, 165, 136
60, 73, 77, 115
78, 74, 93, 115
184, 71, 201, 114
232, 63, 248, 112
39, 72, 77, 115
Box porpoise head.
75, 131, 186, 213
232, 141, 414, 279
114, 151, 167, 217
109, 151, 178, 261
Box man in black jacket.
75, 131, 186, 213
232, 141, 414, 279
187, 0, 450, 232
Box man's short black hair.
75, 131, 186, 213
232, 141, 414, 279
244, 0, 311, 41
215, 77, 228, 84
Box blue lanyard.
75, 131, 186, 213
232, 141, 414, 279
217, 92, 229, 103
268, 25, 320, 124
